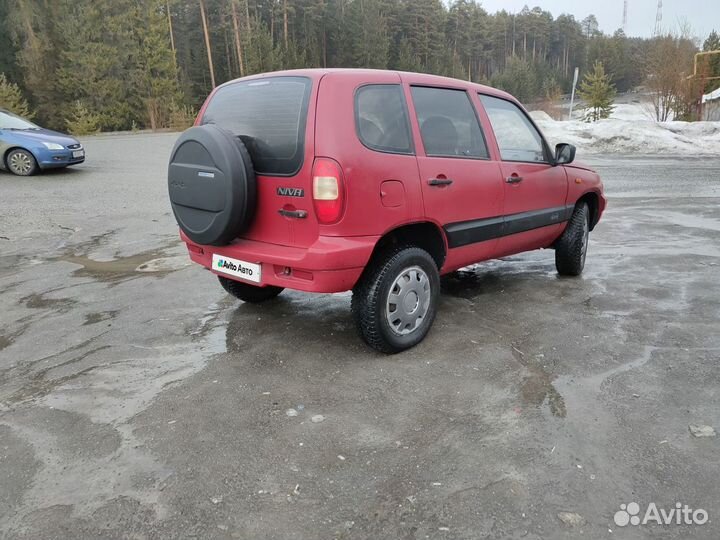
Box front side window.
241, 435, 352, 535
201, 76, 311, 175
355, 84, 412, 154
410, 86, 488, 159
479, 94, 546, 163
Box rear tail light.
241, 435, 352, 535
312, 158, 345, 224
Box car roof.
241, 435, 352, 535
215, 68, 517, 103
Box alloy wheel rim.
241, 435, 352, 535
9, 152, 32, 175
385, 265, 431, 336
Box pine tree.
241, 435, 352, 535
702, 30, 720, 93
0, 2, 20, 82
3, 1, 684, 130
0, 73, 34, 118
346, 0, 389, 69
132, 0, 183, 129
64, 100, 100, 135
58, 0, 180, 131
6, 0, 65, 127
577, 61, 615, 122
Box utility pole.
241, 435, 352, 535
568, 67, 580, 120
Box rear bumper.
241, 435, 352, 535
181, 231, 379, 293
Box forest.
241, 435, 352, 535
1, 0, 718, 132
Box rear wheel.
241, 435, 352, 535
218, 276, 283, 303
352, 246, 440, 354
6, 149, 38, 176
555, 202, 590, 276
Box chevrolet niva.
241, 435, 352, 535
168, 69, 606, 353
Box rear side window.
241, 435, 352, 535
355, 85, 412, 154
410, 86, 488, 159
479, 94, 547, 163
201, 76, 311, 175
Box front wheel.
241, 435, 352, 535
555, 202, 590, 276
218, 276, 284, 303
352, 246, 440, 354
6, 149, 38, 176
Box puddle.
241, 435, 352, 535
6, 345, 111, 404
83, 311, 119, 326
136, 255, 191, 273
21, 293, 77, 311
520, 374, 567, 418
511, 344, 567, 418
48, 230, 187, 284
60, 248, 176, 283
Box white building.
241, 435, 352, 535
702, 87, 720, 121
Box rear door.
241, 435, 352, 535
405, 83, 505, 269
478, 94, 568, 255
199, 75, 319, 247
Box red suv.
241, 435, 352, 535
168, 69, 605, 353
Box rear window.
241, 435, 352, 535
201, 76, 311, 176
355, 85, 413, 154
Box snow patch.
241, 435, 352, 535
530, 105, 720, 155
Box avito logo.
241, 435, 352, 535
217, 258, 253, 276
614, 502, 708, 527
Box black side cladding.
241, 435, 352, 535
168, 124, 256, 246
443, 205, 575, 248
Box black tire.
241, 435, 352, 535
6, 149, 38, 176
168, 125, 256, 246
218, 276, 283, 303
351, 246, 440, 354
555, 202, 590, 276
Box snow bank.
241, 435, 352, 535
530, 107, 720, 155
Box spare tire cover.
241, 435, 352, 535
168, 125, 256, 246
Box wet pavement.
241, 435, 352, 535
1, 133, 719, 539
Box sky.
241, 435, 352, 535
476, 0, 718, 41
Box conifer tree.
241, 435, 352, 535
578, 61, 616, 122
0, 73, 34, 118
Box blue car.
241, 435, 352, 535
0, 109, 85, 176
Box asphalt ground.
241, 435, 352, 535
1, 133, 719, 539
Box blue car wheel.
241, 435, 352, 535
6, 148, 38, 176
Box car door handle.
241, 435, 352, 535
278, 208, 308, 219
428, 178, 453, 186
505, 175, 523, 184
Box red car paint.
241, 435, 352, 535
184, 69, 606, 292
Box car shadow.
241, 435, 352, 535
218, 259, 563, 357
0, 166, 87, 178
440, 258, 557, 300
221, 291, 369, 361
41, 166, 87, 177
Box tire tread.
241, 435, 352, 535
351, 246, 438, 354
555, 203, 589, 276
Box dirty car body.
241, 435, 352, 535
168, 69, 606, 353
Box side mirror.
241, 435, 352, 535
554, 143, 576, 165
